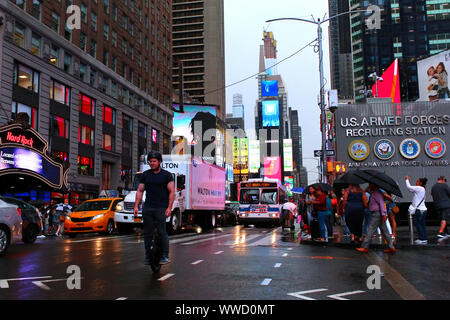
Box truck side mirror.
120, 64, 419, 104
177, 175, 185, 191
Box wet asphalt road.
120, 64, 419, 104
0, 225, 449, 300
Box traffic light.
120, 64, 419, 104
334, 162, 347, 173
327, 161, 334, 172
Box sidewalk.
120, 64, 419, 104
300, 225, 450, 250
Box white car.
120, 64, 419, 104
0, 199, 23, 256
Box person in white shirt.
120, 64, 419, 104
281, 198, 297, 230
405, 176, 428, 244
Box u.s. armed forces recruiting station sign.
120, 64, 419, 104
334, 102, 449, 200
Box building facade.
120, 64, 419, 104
0, 0, 173, 201
349, 0, 450, 102
171, 0, 226, 119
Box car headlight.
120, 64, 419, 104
115, 202, 124, 211
66, 215, 71, 221
92, 213, 105, 220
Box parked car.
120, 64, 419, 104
0, 197, 42, 245
0, 199, 23, 256
64, 198, 122, 237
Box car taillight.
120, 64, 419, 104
17, 208, 22, 216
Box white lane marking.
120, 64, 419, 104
32, 278, 84, 291
68, 235, 135, 243
288, 248, 293, 251
116, 297, 128, 300
274, 263, 282, 268
170, 233, 230, 244
282, 253, 288, 257
0, 276, 52, 289
224, 234, 261, 246
158, 273, 175, 281
191, 260, 204, 265
327, 290, 365, 300
261, 278, 272, 286
288, 289, 329, 300
214, 251, 224, 255
181, 234, 231, 245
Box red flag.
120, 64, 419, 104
372, 59, 401, 103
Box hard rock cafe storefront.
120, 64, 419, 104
0, 120, 69, 205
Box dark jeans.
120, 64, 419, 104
318, 211, 331, 238
142, 207, 169, 258
414, 210, 427, 241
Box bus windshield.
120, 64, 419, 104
260, 189, 278, 204
132, 173, 142, 191
240, 189, 260, 204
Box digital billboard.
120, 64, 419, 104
284, 176, 294, 193
417, 50, 450, 102
283, 139, 293, 172
262, 100, 280, 127
263, 156, 281, 182
248, 140, 260, 173
233, 138, 248, 175
262, 80, 278, 97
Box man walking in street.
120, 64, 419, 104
134, 151, 175, 265
357, 183, 396, 253
431, 176, 450, 240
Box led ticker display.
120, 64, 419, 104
240, 182, 277, 188
262, 80, 278, 97
262, 100, 280, 127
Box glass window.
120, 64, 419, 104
103, 133, 115, 151
15, 0, 26, 9
112, 30, 117, 47
240, 189, 260, 204
81, 3, 87, 23
51, 115, 69, 138
64, 52, 71, 72
104, 0, 109, 14
91, 12, 97, 31
80, 32, 87, 51
53, 151, 69, 162
103, 24, 109, 40
90, 39, 96, 57
122, 140, 132, 157
64, 24, 72, 41
90, 68, 97, 86
31, 0, 42, 20
11, 101, 38, 129
102, 105, 116, 125
79, 93, 95, 116
77, 156, 94, 176
31, 33, 41, 56
13, 23, 25, 47
138, 122, 147, 138
50, 45, 59, 66
50, 79, 71, 105
111, 81, 117, 98
122, 114, 133, 132
79, 63, 86, 80
51, 12, 60, 33
261, 189, 278, 204
78, 125, 94, 145
14, 62, 39, 93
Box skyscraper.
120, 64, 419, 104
349, 0, 450, 102
172, 0, 226, 119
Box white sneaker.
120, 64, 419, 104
414, 239, 428, 245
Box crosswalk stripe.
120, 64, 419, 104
158, 273, 175, 281
181, 234, 231, 245
261, 278, 272, 286
191, 260, 204, 265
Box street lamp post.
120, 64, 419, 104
267, 10, 369, 184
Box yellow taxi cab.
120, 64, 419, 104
64, 198, 122, 238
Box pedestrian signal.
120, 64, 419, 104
334, 162, 347, 173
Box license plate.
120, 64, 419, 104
77, 223, 84, 227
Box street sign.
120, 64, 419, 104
314, 150, 335, 157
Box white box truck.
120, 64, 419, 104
114, 154, 226, 234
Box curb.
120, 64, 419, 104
300, 239, 450, 250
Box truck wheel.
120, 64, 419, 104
22, 224, 38, 244
202, 213, 216, 230
0, 226, 10, 256
168, 211, 181, 235
117, 223, 133, 235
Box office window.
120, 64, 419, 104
31, 33, 41, 56
122, 16, 127, 30
54, 151, 69, 162
31, 0, 42, 20
13, 62, 39, 93
13, 23, 25, 47
103, 23, 109, 40
11, 102, 38, 129
79, 63, 86, 80
112, 4, 117, 21
103, 50, 109, 66
78, 156, 94, 176
81, 3, 87, 23
50, 46, 59, 66
15, 0, 26, 9
51, 12, 60, 33
111, 81, 117, 98
122, 114, 133, 132
138, 122, 147, 138
103, 105, 116, 125
111, 56, 117, 72
112, 30, 117, 47
90, 68, 97, 86
50, 80, 71, 105
78, 125, 95, 145
103, 134, 115, 151
90, 39, 96, 57
80, 32, 87, 51
64, 24, 71, 41
79, 93, 95, 116
91, 12, 97, 31
51, 115, 69, 139
122, 140, 132, 157
122, 38, 127, 54
64, 52, 71, 72
104, 0, 110, 14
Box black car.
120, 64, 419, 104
0, 197, 42, 244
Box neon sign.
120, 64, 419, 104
6, 131, 34, 148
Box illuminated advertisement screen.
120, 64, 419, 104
172, 104, 217, 145
262, 80, 278, 97
249, 140, 260, 173
284, 176, 294, 192
283, 139, 293, 172
152, 129, 158, 143
0, 147, 62, 187
262, 100, 280, 127
263, 156, 281, 181
417, 49, 450, 102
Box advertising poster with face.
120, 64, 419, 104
417, 50, 450, 101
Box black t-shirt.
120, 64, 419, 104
139, 169, 174, 209
431, 183, 450, 209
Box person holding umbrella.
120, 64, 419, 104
357, 183, 396, 253
343, 184, 368, 243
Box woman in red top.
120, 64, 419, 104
312, 186, 329, 241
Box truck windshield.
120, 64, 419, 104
260, 189, 278, 204
132, 173, 142, 191
240, 189, 260, 204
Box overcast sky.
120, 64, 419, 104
224, 0, 331, 184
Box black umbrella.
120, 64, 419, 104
353, 169, 403, 197
333, 171, 367, 187
304, 183, 333, 194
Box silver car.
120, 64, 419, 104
0, 199, 23, 256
